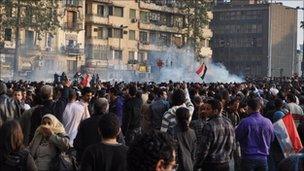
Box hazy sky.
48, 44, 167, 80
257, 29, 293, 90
277, 0, 303, 49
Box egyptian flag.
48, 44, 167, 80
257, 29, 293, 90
273, 113, 303, 157
196, 63, 207, 80
81, 74, 91, 87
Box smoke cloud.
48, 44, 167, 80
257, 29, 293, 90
150, 46, 244, 83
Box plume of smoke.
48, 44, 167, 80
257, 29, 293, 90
150, 46, 244, 83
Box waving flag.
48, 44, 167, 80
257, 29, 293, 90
196, 63, 207, 80
273, 113, 303, 157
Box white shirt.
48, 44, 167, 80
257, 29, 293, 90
62, 100, 90, 146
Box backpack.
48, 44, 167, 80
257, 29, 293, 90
0, 150, 29, 171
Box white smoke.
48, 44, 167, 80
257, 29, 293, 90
153, 46, 244, 83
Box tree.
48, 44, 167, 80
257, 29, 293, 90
0, 0, 60, 78
178, 0, 211, 61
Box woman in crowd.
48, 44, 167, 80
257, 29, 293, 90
29, 114, 69, 171
0, 120, 37, 171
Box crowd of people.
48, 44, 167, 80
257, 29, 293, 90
0, 76, 304, 171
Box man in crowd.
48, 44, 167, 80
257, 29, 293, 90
109, 87, 124, 126
62, 88, 92, 146
236, 97, 274, 171
194, 99, 235, 171
74, 97, 109, 162
122, 86, 143, 145
30, 81, 70, 140
161, 83, 194, 133
81, 114, 128, 171
150, 88, 170, 130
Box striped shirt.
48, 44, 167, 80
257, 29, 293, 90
160, 89, 194, 132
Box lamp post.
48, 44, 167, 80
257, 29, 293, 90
296, 2, 304, 78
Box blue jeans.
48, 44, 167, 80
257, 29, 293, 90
241, 158, 268, 171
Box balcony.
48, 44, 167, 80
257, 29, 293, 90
139, 1, 183, 14
92, 0, 113, 4
138, 42, 164, 51
139, 22, 181, 33
63, 22, 83, 31
61, 46, 84, 56
85, 14, 110, 25
63, 0, 83, 7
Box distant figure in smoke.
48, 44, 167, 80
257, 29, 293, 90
61, 72, 68, 82
73, 72, 82, 86
54, 73, 60, 85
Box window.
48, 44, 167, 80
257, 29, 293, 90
149, 32, 157, 44
97, 27, 103, 39
139, 31, 148, 42
114, 50, 122, 60
67, 11, 77, 29
25, 30, 34, 48
4, 29, 12, 41
97, 5, 104, 16
138, 52, 145, 63
113, 28, 123, 38
93, 46, 108, 60
129, 9, 136, 19
129, 30, 135, 40
113, 6, 123, 17
140, 11, 150, 23
129, 51, 135, 60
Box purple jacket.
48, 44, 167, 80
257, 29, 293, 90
236, 112, 274, 160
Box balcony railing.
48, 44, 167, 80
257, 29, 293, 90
63, 0, 83, 7
63, 22, 83, 31
61, 46, 84, 56
93, 0, 113, 3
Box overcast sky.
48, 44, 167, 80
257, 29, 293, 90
276, 0, 303, 49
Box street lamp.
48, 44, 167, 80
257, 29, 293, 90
296, 4, 304, 77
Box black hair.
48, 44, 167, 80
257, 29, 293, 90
98, 114, 120, 139
171, 89, 186, 106
247, 97, 261, 111
127, 131, 176, 171
274, 98, 284, 109
287, 93, 297, 103
68, 89, 77, 101
176, 107, 190, 132
206, 99, 222, 111
109, 87, 119, 96
129, 86, 137, 97
81, 87, 93, 96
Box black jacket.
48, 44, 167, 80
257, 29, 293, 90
0, 94, 18, 123
74, 113, 125, 162
122, 97, 142, 135
29, 87, 69, 141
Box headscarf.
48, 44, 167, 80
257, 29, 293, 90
29, 114, 66, 157
36, 114, 65, 135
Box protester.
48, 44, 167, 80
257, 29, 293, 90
122, 86, 143, 145
30, 81, 70, 141
80, 114, 128, 171
29, 114, 69, 171
0, 120, 37, 171
0, 82, 18, 123
74, 97, 110, 162
150, 88, 170, 130
172, 107, 196, 171
161, 83, 194, 133
62, 88, 91, 146
236, 97, 274, 171
109, 87, 124, 125
190, 103, 208, 147
127, 131, 177, 171
194, 99, 235, 171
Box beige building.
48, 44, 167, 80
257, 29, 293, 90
84, 0, 213, 77
1, 0, 213, 80
0, 0, 86, 80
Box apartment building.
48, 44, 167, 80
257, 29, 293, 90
84, 0, 213, 78
0, 0, 86, 79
